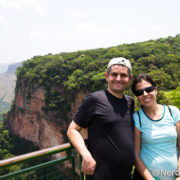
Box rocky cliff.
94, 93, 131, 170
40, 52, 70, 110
5, 77, 88, 149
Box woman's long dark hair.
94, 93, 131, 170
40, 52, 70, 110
131, 74, 156, 94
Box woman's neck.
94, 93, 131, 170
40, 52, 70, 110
143, 104, 164, 120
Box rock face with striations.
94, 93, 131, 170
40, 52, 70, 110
5, 77, 88, 149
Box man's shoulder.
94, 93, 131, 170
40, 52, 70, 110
83, 90, 106, 102
124, 95, 134, 106
90, 90, 107, 101
124, 95, 134, 101
92, 90, 106, 96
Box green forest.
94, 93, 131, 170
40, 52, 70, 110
15, 34, 180, 114
1, 34, 180, 164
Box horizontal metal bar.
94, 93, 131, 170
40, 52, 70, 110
0, 155, 72, 179
0, 142, 73, 169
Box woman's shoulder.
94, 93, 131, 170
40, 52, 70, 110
133, 108, 143, 119
165, 105, 180, 124
165, 105, 180, 114
133, 108, 143, 114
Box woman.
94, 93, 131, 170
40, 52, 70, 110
131, 74, 180, 180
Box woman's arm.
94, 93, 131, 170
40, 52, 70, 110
134, 127, 154, 180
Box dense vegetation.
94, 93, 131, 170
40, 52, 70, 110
0, 126, 14, 159
164, 86, 180, 108
15, 34, 180, 115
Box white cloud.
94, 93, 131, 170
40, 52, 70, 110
75, 22, 115, 33
0, 16, 5, 23
0, 0, 45, 15
31, 31, 44, 38
69, 11, 83, 18
126, 29, 137, 33
151, 26, 162, 32
0, 0, 33, 8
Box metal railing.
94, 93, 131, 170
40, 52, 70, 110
0, 142, 84, 180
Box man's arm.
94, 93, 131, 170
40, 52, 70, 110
67, 120, 96, 175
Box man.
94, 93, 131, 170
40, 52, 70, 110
67, 57, 134, 180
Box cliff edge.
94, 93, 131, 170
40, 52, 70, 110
5, 77, 88, 149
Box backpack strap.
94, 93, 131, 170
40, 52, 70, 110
137, 111, 142, 127
137, 106, 173, 128
167, 105, 173, 117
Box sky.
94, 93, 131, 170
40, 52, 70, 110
0, 0, 180, 64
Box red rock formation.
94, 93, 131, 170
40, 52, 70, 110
6, 78, 88, 149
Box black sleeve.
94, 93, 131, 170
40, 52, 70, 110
73, 93, 95, 128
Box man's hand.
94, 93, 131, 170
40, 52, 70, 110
67, 121, 96, 175
81, 152, 96, 175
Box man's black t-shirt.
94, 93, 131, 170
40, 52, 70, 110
74, 90, 134, 180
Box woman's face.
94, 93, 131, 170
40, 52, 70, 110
135, 80, 157, 107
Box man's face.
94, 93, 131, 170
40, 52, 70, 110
105, 65, 132, 94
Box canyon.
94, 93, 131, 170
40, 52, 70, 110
5, 77, 88, 149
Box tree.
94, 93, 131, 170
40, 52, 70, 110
0, 127, 14, 159
167, 87, 180, 109
148, 70, 174, 90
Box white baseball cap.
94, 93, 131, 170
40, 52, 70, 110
107, 57, 132, 72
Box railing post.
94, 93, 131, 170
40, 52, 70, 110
78, 154, 83, 180
66, 149, 76, 180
